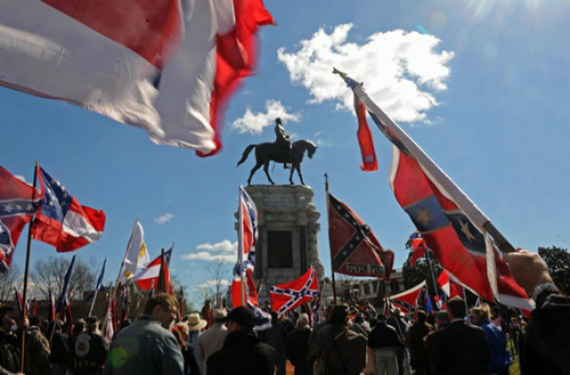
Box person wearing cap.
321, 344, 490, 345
368, 313, 402, 375
307, 304, 367, 375
206, 306, 276, 375
71, 316, 109, 375
104, 293, 184, 375
198, 309, 228, 373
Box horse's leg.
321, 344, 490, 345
248, 162, 263, 186
297, 164, 306, 186
263, 161, 275, 185
289, 163, 295, 185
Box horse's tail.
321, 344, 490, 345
237, 145, 256, 167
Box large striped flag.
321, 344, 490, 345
231, 186, 258, 308
340, 72, 533, 311
134, 248, 172, 291
0, 0, 274, 156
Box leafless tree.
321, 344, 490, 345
0, 265, 21, 302
193, 261, 230, 308
31, 255, 98, 302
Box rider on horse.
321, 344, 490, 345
274, 118, 294, 169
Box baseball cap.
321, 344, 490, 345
226, 307, 255, 328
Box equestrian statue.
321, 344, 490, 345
237, 118, 318, 186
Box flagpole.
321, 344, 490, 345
103, 219, 137, 332
424, 248, 439, 301
333, 68, 515, 254
324, 173, 338, 304
89, 283, 101, 318
238, 187, 246, 306
157, 249, 166, 293
19, 161, 39, 373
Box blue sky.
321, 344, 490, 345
2, 0, 569, 305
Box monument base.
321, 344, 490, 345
243, 185, 324, 301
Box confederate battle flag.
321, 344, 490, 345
327, 188, 394, 279
269, 267, 319, 316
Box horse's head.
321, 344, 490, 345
294, 140, 318, 159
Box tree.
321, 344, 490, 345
0, 265, 20, 302
31, 255, 98, 302
538, 246, 570, 294
194, 261, 230, 308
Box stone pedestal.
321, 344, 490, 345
242, 185, 324, 301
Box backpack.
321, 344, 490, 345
315, 326, 351, 375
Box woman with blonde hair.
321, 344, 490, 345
469, 304, 512, 375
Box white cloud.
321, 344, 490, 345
181, 240, 237, 263
195, 279, 230, 290
154, 213, 174, 225
232, 99, 301, 134
181, 252, 236, 263
277, 25, 454, 123
196, 240, 237, 253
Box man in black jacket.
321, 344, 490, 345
207, 307, 276, 375
368, 314, 401, 375
431, 298, 490, 375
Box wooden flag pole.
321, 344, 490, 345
19, 161, 39, 372
157, 249, 166, 293
324, 173, 337, 304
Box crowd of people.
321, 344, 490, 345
0, 250, 568, 375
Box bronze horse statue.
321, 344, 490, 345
237, 140, 318, 185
